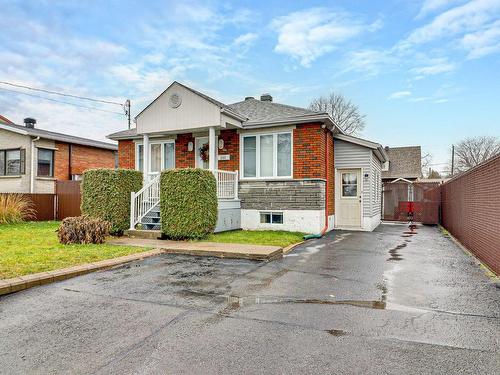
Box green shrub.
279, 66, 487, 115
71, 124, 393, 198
57, 216, 111, 244
160, 168, 218, 240
0, 194, 35, 224
81, 168, 142, 234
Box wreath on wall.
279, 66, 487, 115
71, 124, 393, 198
200, 144, 209, 162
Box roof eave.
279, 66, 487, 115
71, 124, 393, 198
242, 114, 339, 131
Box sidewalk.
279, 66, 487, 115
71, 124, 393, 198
108, 237, 283, 261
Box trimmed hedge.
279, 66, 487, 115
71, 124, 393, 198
81, 169, 142, 234
160, 168, 218, 240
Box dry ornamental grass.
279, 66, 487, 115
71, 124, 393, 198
0, 194, 35, 224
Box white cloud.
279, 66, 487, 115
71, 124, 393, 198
233, 33, 258, 46
404, 0, 500, 46
412, 58, 456, 75
340, 49, 397, 76
271, 8, 381, 67
461, 19, 500, 58
415, 0, 464, 19
388, 91, 412, 99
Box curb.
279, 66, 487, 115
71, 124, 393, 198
0, 249, 165, 297
282, 240, 306, 254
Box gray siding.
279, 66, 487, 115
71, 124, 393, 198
370, 152, 382, 217
334, 139, 372, 217
239, 180, 325, 210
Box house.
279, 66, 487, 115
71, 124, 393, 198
381, 146, 422, 183
0, 115, 14, 125
0, 118, 117, 194
108, 81, 387, 234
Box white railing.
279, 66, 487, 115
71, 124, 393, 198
215, 169, 239, 200
129, 174, 160, 230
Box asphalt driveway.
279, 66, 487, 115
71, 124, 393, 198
0, 224, 498, 374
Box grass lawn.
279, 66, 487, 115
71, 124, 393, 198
204, 230, 306, 248
0, 221, 150, 279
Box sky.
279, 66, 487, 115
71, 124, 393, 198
1, 0, 499, 175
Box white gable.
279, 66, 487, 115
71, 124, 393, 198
136, 82, 223, 134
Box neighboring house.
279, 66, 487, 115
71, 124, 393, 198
0, 118, 117, 194
381, 146, 422, 183
108, 81, 387, 234
0, 115, 14, 125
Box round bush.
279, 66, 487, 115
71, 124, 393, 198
160, 168, 217, 240
81, 168, 142, 235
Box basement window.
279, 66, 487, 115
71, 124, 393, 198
260, 212, 283, 224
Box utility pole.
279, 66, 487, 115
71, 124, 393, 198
451, 144, 455, 176
124, 99, 131, 129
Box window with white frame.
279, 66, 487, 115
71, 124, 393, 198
136, 141, 175, 173
242, 132, 292, 178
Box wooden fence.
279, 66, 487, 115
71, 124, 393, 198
1, 181, 81, 221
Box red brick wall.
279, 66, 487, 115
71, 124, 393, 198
55, 142, 70, 180
293, 123, 326, 179
218, 129, 239, 171
292, 123, 334, 215
175, 133, 195, 168
55, 141, 116, 179
441, 154, 500, 275
326, 130, 334, 215
70, 144, 115, 175
118, 140, 135, 169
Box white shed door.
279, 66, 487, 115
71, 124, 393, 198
337, 169, 362, 228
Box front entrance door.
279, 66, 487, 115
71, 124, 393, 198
195, 137, 209, 169
337, 169, 362, 228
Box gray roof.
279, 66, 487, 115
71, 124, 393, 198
382, 146, 422, 179
107, 128, 138, 140
228, 98, 321, 123
0, 123, 117, 150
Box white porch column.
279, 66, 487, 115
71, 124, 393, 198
208, 126, 216, 172
143, 134, 149, 183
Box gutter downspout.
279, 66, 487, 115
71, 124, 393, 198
30, 136, 40, 193
304, 127, 330, 240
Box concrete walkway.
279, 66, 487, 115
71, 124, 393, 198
109, 237, 283, 261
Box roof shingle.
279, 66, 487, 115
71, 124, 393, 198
382, 146, 422, 179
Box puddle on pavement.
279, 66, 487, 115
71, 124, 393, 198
224, 295, 387, 310
387, 243, 406, 261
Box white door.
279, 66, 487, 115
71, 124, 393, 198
195, 137, 209, 169
337, 169, 362, 228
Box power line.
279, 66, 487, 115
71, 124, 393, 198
0, 86, 126, 116
0, 81, 124, 106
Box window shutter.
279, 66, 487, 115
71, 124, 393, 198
20, 149, 26, 174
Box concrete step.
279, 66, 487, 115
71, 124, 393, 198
124, 229, 162, 239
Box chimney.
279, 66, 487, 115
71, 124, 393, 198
24, 118, 36, 128
384, 146, 389, 151
260, 93, 272, 102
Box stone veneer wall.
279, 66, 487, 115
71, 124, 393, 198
239, 180, 325, 210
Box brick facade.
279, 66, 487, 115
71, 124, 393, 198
175, 133, 195, 168
441, 154, 500, 275
55, 141, 116, 180
55, 142, 70, 180
293, 123, 326, 180
118, 140, 135, 169
217, 129, 239, 171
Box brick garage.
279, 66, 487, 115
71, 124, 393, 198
441, 154, 500, 275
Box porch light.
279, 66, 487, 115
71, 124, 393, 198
188, 141, 194, 152
218, 139, 224, 149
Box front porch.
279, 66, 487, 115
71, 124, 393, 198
129, 168, 240, 233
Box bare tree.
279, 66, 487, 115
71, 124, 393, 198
452, 136, 500, 174
309, 92, 365, 135
421, 152, 432, 176
427, 169, 442, 179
